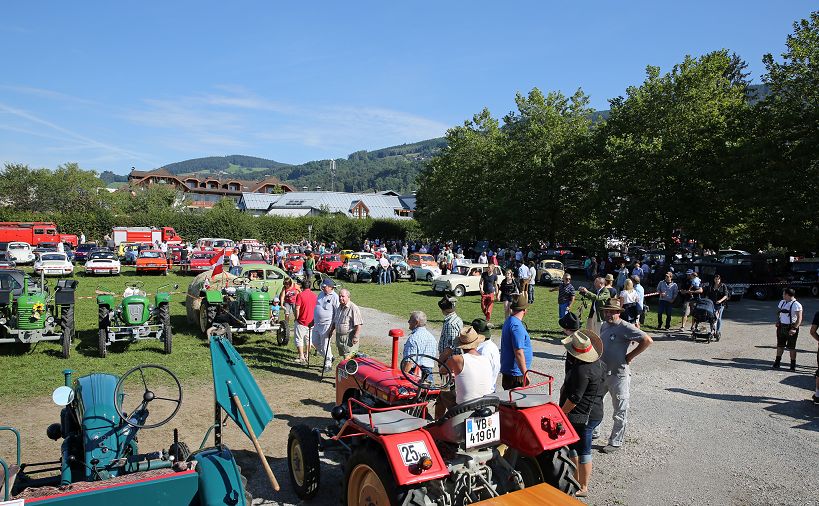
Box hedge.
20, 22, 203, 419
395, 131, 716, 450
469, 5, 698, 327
0, 207, 422, 247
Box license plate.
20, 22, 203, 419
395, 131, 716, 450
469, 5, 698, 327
46, 270, 61, 274
397, 441, 429, 466
465, 412, 500, 449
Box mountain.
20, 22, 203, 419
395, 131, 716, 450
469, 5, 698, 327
99, 170, 129, 184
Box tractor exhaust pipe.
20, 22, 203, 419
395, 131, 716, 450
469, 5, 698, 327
389, 329, 404, 370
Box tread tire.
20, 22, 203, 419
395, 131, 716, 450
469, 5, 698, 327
159, 303, 172, 354
98, 306, 109, 358
537, 446, 580, 496
60, 304, 74, 359
288, 424, 321, 500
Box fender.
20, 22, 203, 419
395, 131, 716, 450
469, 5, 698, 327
191, 446, 249, 506
498, 403, 579, 457
96, 294, 115, 308
373, 429, 449, 487
154, 292, 171, 305
202, 290, 224, 304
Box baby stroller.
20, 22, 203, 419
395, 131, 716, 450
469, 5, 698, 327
691, 298, 719, 343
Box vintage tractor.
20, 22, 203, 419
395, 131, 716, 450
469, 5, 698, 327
0, 333, 280, 505
196, 275, 287, 345
95, 281, 178, 357
0, 270, 76, 358
286, 329, 581, 506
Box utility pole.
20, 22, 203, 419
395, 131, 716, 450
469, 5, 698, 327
330, 159, 336, 192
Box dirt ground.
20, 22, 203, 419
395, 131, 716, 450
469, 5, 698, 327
1, 300, 817, 505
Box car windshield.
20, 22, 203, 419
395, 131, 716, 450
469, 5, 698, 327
192, 252, 216, 260
265, 269, 284, 279
389, 255, 403, 262
139, 251, 163, 259
41, 253, 66, 261
9, 244, 28, 250
90, 252, 116, 260
543, 262, 562, 270
288, 254, 303, 260
325, 255, 340, 261
77, 244, 96, 251
212, 240, 232, 248
349, 261, 364, 269
418, 255, 434, 262
358, 253, 374, 259
241, 252, 264, 261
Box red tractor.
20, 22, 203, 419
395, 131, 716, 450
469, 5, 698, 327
287, 329, 581, 505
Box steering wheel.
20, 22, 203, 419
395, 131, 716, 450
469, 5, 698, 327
400, 354, 454, 392
126, 281, 145, 289
232, 276, 250, 286
114, 365, 183, 429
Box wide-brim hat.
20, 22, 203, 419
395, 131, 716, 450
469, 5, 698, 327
510, 294, 529, 312
602, 298, 624, 312
471, 318, 492, 340
558, 312, 581, 331
458, 326, 481, 350
604, 273, 615, 282
562, 329, 603, 363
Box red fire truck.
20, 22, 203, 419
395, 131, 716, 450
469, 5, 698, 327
111, 226, 182, 246
0, 222, 78, 247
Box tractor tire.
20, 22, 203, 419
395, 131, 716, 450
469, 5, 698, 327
235, 463, 253, 505
453, 285, 466, 298
60, 304, 74, 359
349, 272, 358, 284
98, 306, 110, 358
512, 454, 544, 487
288, 424, 321, 500
168, 441, 191, 462
159, 303, 172, 355
536, 446, 580, 496
277, 321, 290, 346
409, 270, 416, 282
199, 302, 217, 336
343, 444, 398, 506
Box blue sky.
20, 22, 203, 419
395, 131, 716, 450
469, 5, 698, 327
0, 1, 812, 174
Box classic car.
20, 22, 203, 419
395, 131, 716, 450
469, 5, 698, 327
432, 263, 503, 297
84, 249, 122, 275
407, 253, 437, 269
284, 252, 305, 273
135, 249, 170, 275
536, 259, 565, 285
240, 251, 269, 265
7, 241, 35, 264
33, 252, 74, 276
388, 254, 412, 280
185, 250, 220, 274
0, 251, 16, 270
316, 253, 344, 275
336, 259, 374, 283
72, 242, 98, 263
339, 249, 355, 263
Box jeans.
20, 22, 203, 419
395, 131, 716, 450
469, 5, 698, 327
558, 302, 570, 319
657, 299, 673, 328
528, 283, 535, 304
715, 306, 724, 333
568, 419, 602, 464
229, 265, 241, 276
379, 269, 390, 284
603, 368, 630, 447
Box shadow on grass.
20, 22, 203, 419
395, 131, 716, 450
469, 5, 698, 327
667, 387, 818, 432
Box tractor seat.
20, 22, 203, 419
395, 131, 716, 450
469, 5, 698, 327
352, 409, 428, 435
491, 389, 550, 408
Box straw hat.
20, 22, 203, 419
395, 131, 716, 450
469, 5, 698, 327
602, 298, 624, 312
561, 329, 603, 363
457, 326, 481, 350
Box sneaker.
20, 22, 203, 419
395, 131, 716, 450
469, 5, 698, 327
812, 395, 819, 405
292, 357, 305, 364
772, 360, 781, 369
601, 444, 621, 454
322, 365, 333, 373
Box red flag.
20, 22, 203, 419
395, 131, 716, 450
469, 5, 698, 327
210, 249, 225, 276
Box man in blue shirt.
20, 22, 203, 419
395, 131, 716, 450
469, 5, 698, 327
402, 310, 438, 377
500, 295, 533, 390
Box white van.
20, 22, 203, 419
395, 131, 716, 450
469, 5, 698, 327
7, 242, 35, 264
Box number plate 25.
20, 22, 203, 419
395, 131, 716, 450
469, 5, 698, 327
465, 412, 500, 449
397, 441, 429, 466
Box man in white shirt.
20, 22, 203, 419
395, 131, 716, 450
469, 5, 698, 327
229, 249, 240, 275
518, 262, 530, 298
774, 288, 803, 371
472, 318, 500, 392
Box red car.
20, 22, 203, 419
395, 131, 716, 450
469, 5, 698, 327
316, 253, 344, 275
185, 250, 219, 274
284, 253, 305, 273
135, 250, 170, 275
239, 251, 268, 265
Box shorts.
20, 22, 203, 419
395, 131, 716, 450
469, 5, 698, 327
500, 294, 516, 303
567, 419, 602, 464
776, 325, 798, 350
437, 389, 456, 411
283, 302, 295, 316
295, 324, 311, 349
501, 373, 526, 390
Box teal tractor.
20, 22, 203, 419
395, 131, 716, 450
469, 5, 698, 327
0, 334, 279, 505
0, 270, 76, 358
199, 276, 288, 345
96, 281, 177, 357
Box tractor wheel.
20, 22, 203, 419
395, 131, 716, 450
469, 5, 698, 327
512, 454, 544, 487
343, 444, 397, 506
277, 321, 290, 346
349, 272, 358, 284
409, 270, 416, 282
288, 424, 321, 499
168, 441, 191, 462
98, 306, 110, 358
60, 304, 74, 359
536, 446, 580, 496
159, 303, 172, 355
235, 463, 253, 505
453, 285, 466, 298
199, 302, 217, 336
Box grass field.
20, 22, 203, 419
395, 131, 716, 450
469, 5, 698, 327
0, 267, 682, 401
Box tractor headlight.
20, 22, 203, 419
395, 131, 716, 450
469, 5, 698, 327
0, 317, 6, 325
46, 316, 55, 325
239, 309, 245, 317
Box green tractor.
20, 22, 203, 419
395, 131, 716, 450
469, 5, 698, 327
0, 270, 76, 358
0, 333, 279, 505
95, 281, 178, 357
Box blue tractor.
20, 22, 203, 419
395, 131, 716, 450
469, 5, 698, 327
0, 334, 280, 505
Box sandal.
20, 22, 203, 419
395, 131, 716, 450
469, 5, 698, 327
576, 488, 588, 497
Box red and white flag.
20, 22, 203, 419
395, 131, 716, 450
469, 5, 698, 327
210, 249, 225, 277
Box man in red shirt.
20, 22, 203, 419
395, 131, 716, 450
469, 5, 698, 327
294, 279, 318, 364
